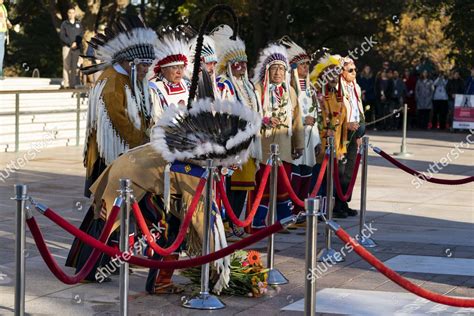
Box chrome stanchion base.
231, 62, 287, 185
393, 151, 413, 157
182, 293, 225, 310
317, 248, 345, 263
359, 237, 377, 248
267, 268, 289, 285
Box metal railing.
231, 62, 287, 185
0, 89, 89, 152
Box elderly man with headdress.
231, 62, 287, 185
310, 54, 348, 181
251, 43, 304, 229
67, 15, 157, 280
335, 56, 365, 218
81, 16, 156, 198
209, 24, 262, 240
151, 33, 191, 118
281, 37, 321, 213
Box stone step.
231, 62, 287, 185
0, 77, 61, 91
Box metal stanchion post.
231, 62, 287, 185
119, 179, 132, 316
183, 160, 225, 310
359, 137, 376, 247
317, 136, 344, 263
305, 198, 319, 316
266, 144, 288, 285
75, 93, 81, 147
15, 93, 20, 152
394, 103, 412, 156
14, 184, 27, 316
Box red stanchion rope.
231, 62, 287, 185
277, 153, 330, 208
26, 204, 121, 284
216, 164, 271, 227
373, 147, 474, 185
333, 225, 474, 307
333, 153, 362, 202
309, 153, 329, 197
131, 177, 206, 256
27, 208, 284, 269
278, 165, 305, 208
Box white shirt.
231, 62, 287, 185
346, 82, 360, 122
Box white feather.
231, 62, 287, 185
153, 34, 190, 70
150, 99, 260, 166
95, 28, 157, 64
252, 44, 289, 85
210, 25, 248, 76
124, 85, 142, 130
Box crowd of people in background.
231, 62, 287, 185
358, 61, 474, 131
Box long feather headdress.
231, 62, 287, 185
210, 24, 248, 76
252, 44, 289, 85
279, 36, 310, 66
82, 16, 157, 75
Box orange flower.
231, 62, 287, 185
247, 250, 261, 266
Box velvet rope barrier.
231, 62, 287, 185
278, 165, 305, 208
329, 221, 474, 307
333, 153, 362, 202
277, 153, 330, 208
216, 163, 271, 227
26, 203, 121, 284
372, 146, 474, 185
131, 177, 206, 256
309, 153, 329, 197
28, 207, 286, 270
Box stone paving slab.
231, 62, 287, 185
0, 130, 473, 315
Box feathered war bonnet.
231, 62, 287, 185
187, 34, 218, 79
189, 35, 218, 64
151, 4, 261, 167
279, 36, 310, 68
210, 24, 248, 76
279, 36, 311, 95
310, 53, 343, 100
252, 44, 289, 85
151, 28, 191, 78
81, 15, 157, 75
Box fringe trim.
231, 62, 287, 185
124, 85, 142, 130
84, 79, 108, 158
96, 100, 129, 165
84, 78, 130, 165
212, 211, 231, 295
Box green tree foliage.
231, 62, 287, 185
444, 0, 474, 69
6, 1, 62, 77
377, 12, 455, 73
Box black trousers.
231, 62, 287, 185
225, 176, 247, 229
432, 100, 448, 129
417, 109, 431, 129
144, 196, 181, 293
334, 130, 359, 212
66, 206, 119, 281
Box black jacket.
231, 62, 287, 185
446, 78, 465, 100
59, 19, 84, 48
375, 78, 394, 104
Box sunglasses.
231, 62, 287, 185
347, 68, 357, 73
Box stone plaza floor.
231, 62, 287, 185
0, 130, 473, 315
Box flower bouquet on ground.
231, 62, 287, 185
181, 250, 268, 297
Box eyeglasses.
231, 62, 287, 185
346, 68, 357, 73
